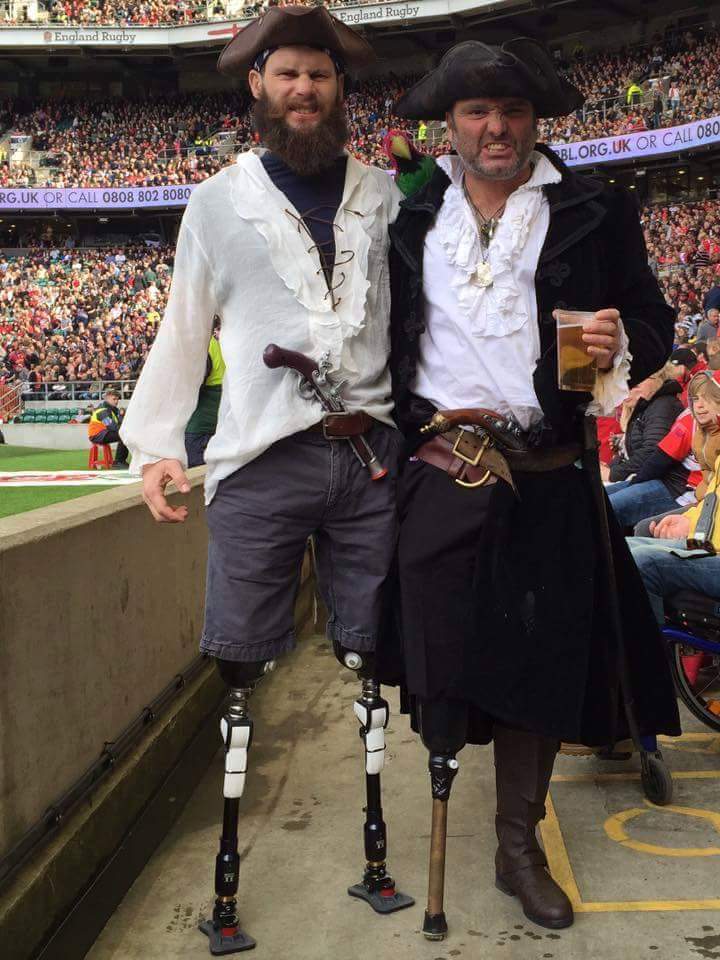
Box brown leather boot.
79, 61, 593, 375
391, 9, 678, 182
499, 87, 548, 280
493, 722, 573, 930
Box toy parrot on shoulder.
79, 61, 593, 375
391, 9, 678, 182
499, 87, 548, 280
383, 128, 436, 197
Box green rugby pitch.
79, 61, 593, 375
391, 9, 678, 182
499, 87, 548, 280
0, 445, 119, 519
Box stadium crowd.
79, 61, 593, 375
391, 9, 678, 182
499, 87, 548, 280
539, 29, 720, 142
0, 0, 386, 26
0, 78, 416, 187
0, 93, 253, 188
642, 200, 720, 335
3, 23, 720, 394
42, 0, 210, 26
3, 196, 720, 392
0, 244, 172, 395
0, 25, 719, 187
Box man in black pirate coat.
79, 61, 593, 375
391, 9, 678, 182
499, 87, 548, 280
378, 39, 681, 931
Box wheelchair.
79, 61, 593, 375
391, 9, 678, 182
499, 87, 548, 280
587, 591, 720, 808
664, 591, 720, 733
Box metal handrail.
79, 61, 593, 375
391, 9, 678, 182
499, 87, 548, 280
18, 378, 138, 403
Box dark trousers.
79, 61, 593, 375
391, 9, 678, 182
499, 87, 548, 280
201, 425, 401, 662
93, 428, 129, 464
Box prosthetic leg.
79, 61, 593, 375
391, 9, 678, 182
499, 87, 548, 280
199, 658, 274, 955
416, 698, 468, 940
337, 642, 414, 914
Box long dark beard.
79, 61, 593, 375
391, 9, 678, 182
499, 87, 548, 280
253, 92, 349, 175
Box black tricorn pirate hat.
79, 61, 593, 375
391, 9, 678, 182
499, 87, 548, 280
217, 5, 376, 80
394, 38, 584, 120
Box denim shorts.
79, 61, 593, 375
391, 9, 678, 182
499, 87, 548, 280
200, 423, 401, 663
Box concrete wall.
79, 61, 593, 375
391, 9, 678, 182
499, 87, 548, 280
0, 469, 210, 857
2, 423, 89, 449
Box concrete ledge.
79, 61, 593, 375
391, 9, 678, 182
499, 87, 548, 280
0, 468, 210, 856
0, 470, 316, 960
0, 658, 224, 960
2, 423, 90, 449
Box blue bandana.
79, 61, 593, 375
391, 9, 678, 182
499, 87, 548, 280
252, 45, 345, 75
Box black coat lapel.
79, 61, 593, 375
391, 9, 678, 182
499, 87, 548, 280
535, 143, 607, 265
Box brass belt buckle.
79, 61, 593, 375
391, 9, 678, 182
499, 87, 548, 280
452, 430, 492, 488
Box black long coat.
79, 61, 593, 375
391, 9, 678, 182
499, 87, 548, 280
378, 143, 681, 745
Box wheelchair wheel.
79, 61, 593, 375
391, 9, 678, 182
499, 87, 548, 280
669, 640, 720, 732
641, 752, 673, 806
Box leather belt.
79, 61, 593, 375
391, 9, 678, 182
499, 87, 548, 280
416, 434, 500, 489
415, 427, 582, 491
506, 443, 583, 472
308, 411, 375, 439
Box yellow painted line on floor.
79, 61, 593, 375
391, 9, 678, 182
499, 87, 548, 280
659, 733, 720, 742
659, 733, 720, 755
540, 786, 720, 913
604, 802, 720, 857
572, 899, 720, 913
539, 791, 582, 908
551, 769, 720, 783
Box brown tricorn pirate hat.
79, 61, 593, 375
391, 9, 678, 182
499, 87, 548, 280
394, 38, 584, 120
217, 5, 376, 80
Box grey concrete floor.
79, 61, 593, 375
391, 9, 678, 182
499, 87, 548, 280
88, 634, 720, 960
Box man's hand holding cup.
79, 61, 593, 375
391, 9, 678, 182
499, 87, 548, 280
581, 308, 622, 370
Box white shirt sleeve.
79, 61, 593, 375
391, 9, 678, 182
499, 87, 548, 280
120, 212, 218, 475
586, 317, 632, 418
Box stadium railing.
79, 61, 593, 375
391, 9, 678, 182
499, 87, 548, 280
0, 379, 23, 421
21, 379, 137, 402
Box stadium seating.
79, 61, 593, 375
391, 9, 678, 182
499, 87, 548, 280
0, 0, 396, 28
2, 195, 718, 395
2, 27, 720, 396
0, 26, 717, 189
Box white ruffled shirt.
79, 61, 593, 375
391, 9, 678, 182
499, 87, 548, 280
413, 151, 631, 430
121, 148, 402, 503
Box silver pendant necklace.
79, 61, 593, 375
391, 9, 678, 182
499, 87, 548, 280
462, 177, 506, 288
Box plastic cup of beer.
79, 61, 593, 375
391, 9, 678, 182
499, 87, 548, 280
555, 310, 598, 392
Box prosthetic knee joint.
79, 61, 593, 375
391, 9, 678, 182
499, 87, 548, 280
334, 640, 414, 915
417, 698, 468, 941
199, 658, 274, 956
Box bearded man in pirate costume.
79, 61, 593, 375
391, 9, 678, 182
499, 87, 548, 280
378, 40, 681, 937
121, 7, 413, 954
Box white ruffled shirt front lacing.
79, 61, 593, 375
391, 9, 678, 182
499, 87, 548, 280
413, 151, 631, 430
120, 148, 401, 504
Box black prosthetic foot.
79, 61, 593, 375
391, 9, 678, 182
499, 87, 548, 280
347, 881, 415, 914
423, 910, 448, 940
199, 919, 256, 955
